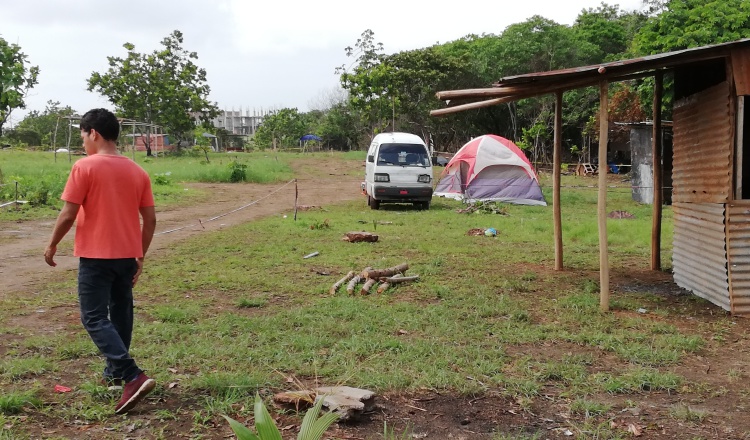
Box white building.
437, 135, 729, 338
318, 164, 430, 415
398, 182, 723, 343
211, 107, 276, 136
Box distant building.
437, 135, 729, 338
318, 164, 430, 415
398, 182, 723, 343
211, 107, 276, 136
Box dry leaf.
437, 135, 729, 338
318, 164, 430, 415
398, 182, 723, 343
168, 368, 178, 373
627, 423, 643, 436
168, 382, 179, 389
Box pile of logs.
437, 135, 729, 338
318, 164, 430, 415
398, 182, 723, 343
330, 263, 419, 295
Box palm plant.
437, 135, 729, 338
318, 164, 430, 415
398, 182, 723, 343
224, 392, 338, 440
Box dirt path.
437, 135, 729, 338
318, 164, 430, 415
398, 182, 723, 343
0, 157, 364, 295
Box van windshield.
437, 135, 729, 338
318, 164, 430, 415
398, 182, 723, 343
377, 143, 430, 167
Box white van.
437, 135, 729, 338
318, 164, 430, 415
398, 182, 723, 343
362, 132, 433, 210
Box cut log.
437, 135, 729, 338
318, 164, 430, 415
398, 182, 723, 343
346, 267, 372, 295
380, 275, 419, 283
376, 274, 401, 294
342, 231, 379, 243
360, 278, 377, 295
346, 276, 361, 295
330, 271, 356, 295
363, 263, 408, 279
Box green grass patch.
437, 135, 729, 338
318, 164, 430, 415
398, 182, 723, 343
0, 150, 301, 220
0, 356, 54, 380
0, 390, 41, 415
0, 163, 712, 438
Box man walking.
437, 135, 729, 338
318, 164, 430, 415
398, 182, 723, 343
45, 108, 157, 414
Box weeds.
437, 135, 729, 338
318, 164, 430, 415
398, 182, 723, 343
570, 398, 612, 417
0, 391, 40, 415
670, 402, 707, 423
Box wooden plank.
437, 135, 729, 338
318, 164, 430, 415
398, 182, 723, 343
732, 47, 750, 96
554, 91, 563, 271
652, 72, 664, 270
598, 80, 610, 312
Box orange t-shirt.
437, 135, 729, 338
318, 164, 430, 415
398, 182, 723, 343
61, 155, 154, 259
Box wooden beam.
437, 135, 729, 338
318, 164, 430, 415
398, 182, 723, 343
598, 80, 610, 312
431, 97, 514, 117
435, 71, 659, 104
732, 47, 750, 95
553, 91, 563, 271
738, 96, 746, 199
431, 82, 586, 117
651, 72, 664, 271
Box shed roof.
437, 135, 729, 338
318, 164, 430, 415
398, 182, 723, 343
432, 38, 750, 116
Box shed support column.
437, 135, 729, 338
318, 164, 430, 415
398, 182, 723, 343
553, 91, 563, 270
598, 81, 610, 312
651, 72, 664, 271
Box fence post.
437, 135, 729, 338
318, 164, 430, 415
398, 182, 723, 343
15, 181, 19, 210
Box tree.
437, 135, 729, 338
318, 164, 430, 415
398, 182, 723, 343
0, 37, 39, 135
87, 30, 219, 155
253, 108, 307, 149
317, 102, 360, 150
336, 29, 390, 139
15, 100, 77, 149
573, 4, 647, 63
632, 0, 750, 55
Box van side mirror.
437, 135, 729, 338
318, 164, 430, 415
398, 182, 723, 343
367, 155, 375, 163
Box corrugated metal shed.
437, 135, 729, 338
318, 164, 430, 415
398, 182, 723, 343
727, 202, 750, 315
673, 203, 729, 310
430, 39, 750, 315
672, 82, 733, 203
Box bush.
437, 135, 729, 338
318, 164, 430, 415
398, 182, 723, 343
229, 161, 248, 182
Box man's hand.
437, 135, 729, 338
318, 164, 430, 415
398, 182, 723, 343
45, 201, 79, 268
133, 257, 144, 287
44, 245, 57, 267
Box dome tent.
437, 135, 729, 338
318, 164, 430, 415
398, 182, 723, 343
434, 135, 546, 206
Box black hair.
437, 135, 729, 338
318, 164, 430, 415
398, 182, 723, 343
79, 108, 120, 141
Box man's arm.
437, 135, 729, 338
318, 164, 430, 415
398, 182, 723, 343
133, 205, 156, 286
44, 201, 80, 267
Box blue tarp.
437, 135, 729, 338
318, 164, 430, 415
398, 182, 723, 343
300, 134, 322, 141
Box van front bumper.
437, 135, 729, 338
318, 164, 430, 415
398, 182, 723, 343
373, 185, 433, 202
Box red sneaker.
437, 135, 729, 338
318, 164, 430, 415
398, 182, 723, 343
115, 373, 156, 414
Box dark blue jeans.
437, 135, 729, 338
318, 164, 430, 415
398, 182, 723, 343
78, 257, 143, 383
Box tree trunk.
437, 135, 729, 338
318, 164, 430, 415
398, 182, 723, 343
379, 275, 419, 283
360, 278, 377, 295
363, 263, 408, 279
330, 271, 356, 295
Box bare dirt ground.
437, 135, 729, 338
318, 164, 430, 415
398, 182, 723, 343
3, 159, 750, 439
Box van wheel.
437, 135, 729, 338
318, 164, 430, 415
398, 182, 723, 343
370, 197, 380, 210
415, 201, 430, 210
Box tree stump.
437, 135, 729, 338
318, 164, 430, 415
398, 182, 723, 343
342, 231, 379, 243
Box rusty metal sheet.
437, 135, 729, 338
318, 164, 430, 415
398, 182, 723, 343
727, 202, 750, 315
672, 82, 733, 203
673, 202, 730, 311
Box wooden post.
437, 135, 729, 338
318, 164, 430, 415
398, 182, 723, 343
598, 81, 610, 312
553, 91, 563, 270
293, 179, 299, 221
651, 72, 664, 271
66, 119, 73, 163
132, 123, 136, 161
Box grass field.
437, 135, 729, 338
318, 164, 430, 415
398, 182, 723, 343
3, 153, 745, 439
0, 150, 297, 221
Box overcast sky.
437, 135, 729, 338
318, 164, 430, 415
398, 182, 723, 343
1, 0, 644, 124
